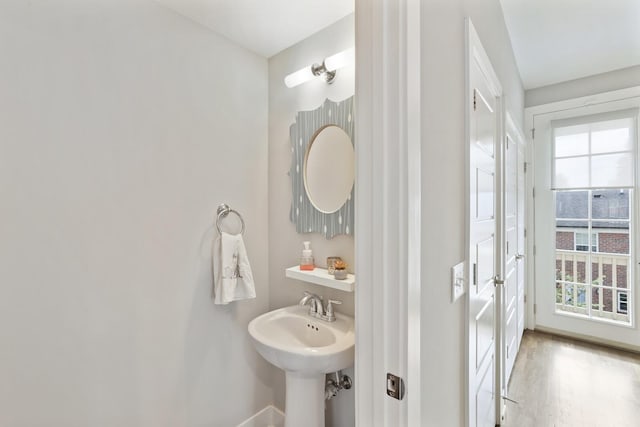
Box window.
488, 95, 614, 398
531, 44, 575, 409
555, 189, 632, 323
618, 292, 628, 314
575, 231, 597, 252
552, 108, 636, 324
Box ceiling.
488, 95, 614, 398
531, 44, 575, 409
500, 0, 640, 89
156, 0, 638, 88
155, 0, 354, 58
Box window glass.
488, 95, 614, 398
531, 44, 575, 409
592, 189, 629, 219
554, 188, 632, 324
551, 111, 636, 190
591, 118, 632, 154
555, 129, 589, 157
556, 191, 588, 219
591, 153, 633, 188
554, 157, 589, 189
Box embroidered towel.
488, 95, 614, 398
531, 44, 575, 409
213, 232, 256, 305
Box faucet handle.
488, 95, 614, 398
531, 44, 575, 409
326, 299, 342, 319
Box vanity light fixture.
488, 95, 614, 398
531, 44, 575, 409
284, 48, 354, 88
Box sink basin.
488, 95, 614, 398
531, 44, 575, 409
248, 304, 354, 427
248, 304, 354, 373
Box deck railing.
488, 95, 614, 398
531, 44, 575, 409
555, 250, 630, 323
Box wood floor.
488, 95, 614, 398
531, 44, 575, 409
503, 331, 640, 427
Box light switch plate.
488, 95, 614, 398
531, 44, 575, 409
451, 262, 465, 303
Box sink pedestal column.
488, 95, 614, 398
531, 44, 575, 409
284, 372, 325, 427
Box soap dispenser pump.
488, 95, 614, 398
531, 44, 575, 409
300, 241, 315, 271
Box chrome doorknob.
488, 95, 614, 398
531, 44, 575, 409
516, 254, 525, 260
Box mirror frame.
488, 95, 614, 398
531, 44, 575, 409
289, 96, 355, 239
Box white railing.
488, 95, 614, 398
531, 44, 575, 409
556, 250, 630, 323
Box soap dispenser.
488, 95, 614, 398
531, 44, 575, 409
300, 241, 315, 271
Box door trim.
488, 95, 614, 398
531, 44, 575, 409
354, 0, 422, 425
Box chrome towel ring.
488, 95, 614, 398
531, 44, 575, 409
216, 203, 246, 235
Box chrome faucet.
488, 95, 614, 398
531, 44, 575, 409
299, 292, 342, 322
299, 291, 324, 315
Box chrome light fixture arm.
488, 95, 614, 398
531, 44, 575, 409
311, 62, 336, 84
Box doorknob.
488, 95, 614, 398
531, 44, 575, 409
516, 254, 525, 260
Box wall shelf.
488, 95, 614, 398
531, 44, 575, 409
285, 266, 355, 292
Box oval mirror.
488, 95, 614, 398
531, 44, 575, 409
304, 125, 355, 214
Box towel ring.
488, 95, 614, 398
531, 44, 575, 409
216, 204, 245, 235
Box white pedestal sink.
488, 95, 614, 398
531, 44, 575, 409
248, 305, 354, 427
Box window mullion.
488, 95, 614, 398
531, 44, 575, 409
631, 189, 636, 324
587, 189, 593, 319
587, 125, 593, 190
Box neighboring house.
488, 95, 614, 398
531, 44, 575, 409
555, 189, 630, 317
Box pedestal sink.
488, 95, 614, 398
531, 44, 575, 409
248, 305, 354, 427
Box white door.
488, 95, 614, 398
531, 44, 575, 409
467, 19, 502, 427
529, 92, 640, 348
503, 129, 518, 384
501, 115, 526, 411
516, 132, 526, 346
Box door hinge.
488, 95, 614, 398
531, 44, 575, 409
473, 90, 477, 111
531, 128, 535, 139
532, 187, 536, 198
524, 227, 527, 238
524, 162, 528, 173
524, 294, 527, 303
533, 245, 537, 256
386, 373, 405, 400
506, 241, 509, 255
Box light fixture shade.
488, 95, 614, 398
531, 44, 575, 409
324, 48, 355, 71
284, 66, 315, 88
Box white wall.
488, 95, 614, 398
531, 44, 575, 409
420, 1, 524, 425
0, 1, 271, 426
268, 14, 355, 427
526, 65, 640, 107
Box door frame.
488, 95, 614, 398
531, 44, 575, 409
524, 86, 640, 347
354, 0, 422, 425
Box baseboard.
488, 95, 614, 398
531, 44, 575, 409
531, 326, 640, 354
236, 405, 285, 427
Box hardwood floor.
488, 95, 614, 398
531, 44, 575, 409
503, 330, 640, 427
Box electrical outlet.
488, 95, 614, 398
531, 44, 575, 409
451, 262, 465, 303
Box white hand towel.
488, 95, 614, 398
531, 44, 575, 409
213, 231, 256, 305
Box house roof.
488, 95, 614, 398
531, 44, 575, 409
556, 190, 629, 229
